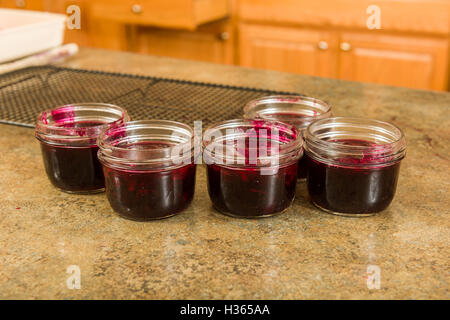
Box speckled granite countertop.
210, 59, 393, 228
0, 48, 449, 299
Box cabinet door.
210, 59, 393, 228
239, 24, 337, 78
338, 32, 449, 91
134, 19, 234, 65
45, 0, 128, 50
45, 0, 89, 47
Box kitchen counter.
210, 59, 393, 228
0, 48, 448, 299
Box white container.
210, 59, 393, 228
0, 9, 66, 63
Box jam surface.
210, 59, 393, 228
306, 139, 401, 214
204, 119, 301, 217
101, 140, 196, 220
103, 164, 196, 221
206, 163, 298, 217
40, 143, 104, 193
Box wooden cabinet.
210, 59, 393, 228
0, 0, 231, 54
45, 0, 129, 50
237, 0, 450, 91
239, 23, 449, 90
88, 0, 232, 55
337, 33, 449, 91
0, 0, 449, 90
135, 19, 234, 64
238, 24, 449, 90
44, 0, 89, 47
239, 24, 337, 78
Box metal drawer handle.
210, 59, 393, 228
15, 0, 26, 8
218, 32, 230, 41
318, 41, 329, 51
131, 4, 143, 14
340, 42, 352, 52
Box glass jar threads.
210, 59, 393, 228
97, 120, 197, 221
35, 103, 130, 194
244, 95, 332, 179
304, 117, 407, 216
203, 119, 303, 218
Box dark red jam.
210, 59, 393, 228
204, 119, 302, 218
36, 104, 129, 193
297, 154, 307, 179
100, 139, 197, 221
306, 139, 401, 215
207, 163, 298, 217
40, 143, 104, 193
103, 163, 196, 221
39, 121, 106, 193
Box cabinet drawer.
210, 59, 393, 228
239, 0, 450, 36
135, 20, 234, 64
0, 0, 44, 10
90, 0, 229, 30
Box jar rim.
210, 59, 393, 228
203, 118, 303, 167
243, 95, 332, 129
304, 117, 407, 167
35, 103, 130, 145
98, 120, 196, 170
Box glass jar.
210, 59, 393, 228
203, 119, 303, 218
243, 95, 332, 179
304, 117, 407, 216
97, 120, 197, 221
35, 103, 130, 194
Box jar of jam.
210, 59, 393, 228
203, 119, 303, 218
97, 120, 197, 221
243, 95, 332, 179
304, 117, 407, 216
35, 103, 130, 194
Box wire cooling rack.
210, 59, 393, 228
0, 66, 300, 128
